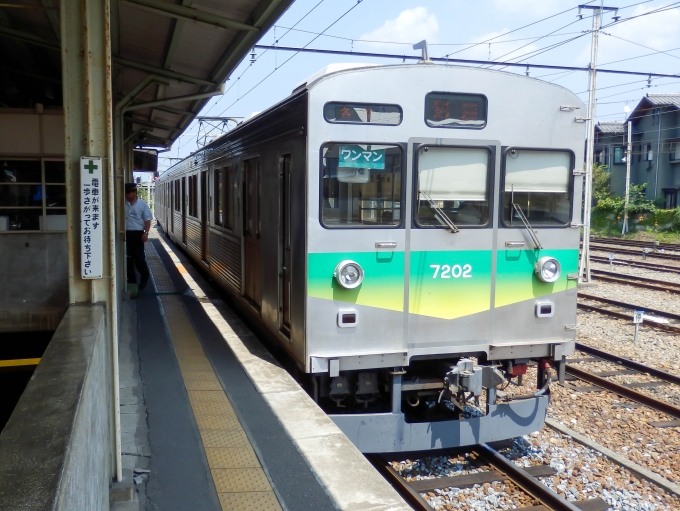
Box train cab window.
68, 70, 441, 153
425, 92, 487, 129
214, 169, 223, 226
502, 149, 572, 226
415, 146, 491, 227
321, 143, 402, 228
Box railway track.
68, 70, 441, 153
565, 347, 680, 424
590, 269, 680, 293
590, 243, 680, 261
369, 444, 608, 511
577, 293, 680, 334
591, 237, 680, 252
591, 255, 680, 274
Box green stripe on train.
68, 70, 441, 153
308, 252, 405, 312
494, 248, 579, 308
308, 248, 578, 319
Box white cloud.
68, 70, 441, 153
493, 0, 563, 16
358, 7, 438, 49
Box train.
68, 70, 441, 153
154, 62, 585, 452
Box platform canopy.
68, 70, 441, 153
0, 0, 294, 148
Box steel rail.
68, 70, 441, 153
477, 444, 582, 511
591, 269, 680, 293
591, 237, 680, 251
578, 302, 680, 334
590, 244, 680, 261
365, 454, 439, 511
590, 256, 680, 273
372, 446, 595, 511
575, 343, 680, 387
566, 365, 680, 420
578, 293, 680, 320
591, 256, 680, 274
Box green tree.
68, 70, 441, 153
592, 162, 611, 202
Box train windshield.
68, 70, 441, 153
502, 149, 572, 226
321, 143, 402, 227
415, 146, 491, 227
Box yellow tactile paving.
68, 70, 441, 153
200, 430, 252, 448
145, 239, 282, 511
212, 469, 273, 493
218, 492, 282, 511
206, 447, 261, 468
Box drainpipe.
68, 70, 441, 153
655, 108, 662, 198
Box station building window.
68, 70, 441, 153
320, 143, 402, 228
0, 158, 66, 232
415, 146, 491, 228
501, 149, 572, 226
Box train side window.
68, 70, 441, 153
214, 169, 223, 226
174, 180, 181, 211
320, 143, 402, 228
188, 174, 198, 217
501, 149, 572, 227
415, 146, 491, 228
224, 167, 234, 230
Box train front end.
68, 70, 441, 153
304, 64, 585, 452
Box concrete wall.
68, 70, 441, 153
0, 233, 68, 332
0, 304, 112, 511
0, 108, 68, 333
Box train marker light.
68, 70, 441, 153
334, 260, 364, 289
534, 256, 561, 283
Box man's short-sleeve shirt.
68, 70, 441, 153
125, 198, 152, 231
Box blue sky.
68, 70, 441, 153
159, 0, 680, 171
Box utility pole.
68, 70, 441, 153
622, 120, 632, 234
578, 2, 619, 284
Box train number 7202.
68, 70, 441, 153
430, 264, 472, 279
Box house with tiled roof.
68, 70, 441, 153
594, 94, 680, 208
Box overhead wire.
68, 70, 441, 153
213, 1, 367, 118
442, 0, 597, 59
174, 0, 331, 153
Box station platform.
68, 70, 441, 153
116, 227, 409, 511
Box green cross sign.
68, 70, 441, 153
84, 160, 98, 174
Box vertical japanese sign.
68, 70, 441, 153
80, 157, 103, 279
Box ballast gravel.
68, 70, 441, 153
389, 428, 677, 510
576, 309, 680, 376
591, 260, 680, 286
581, 280, 680, 316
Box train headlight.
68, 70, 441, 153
334, 260, 364, 289
534, 256, 561, 283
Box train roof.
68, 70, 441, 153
161, 62, 583, 179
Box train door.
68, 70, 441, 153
243, 158, 262, 309
181, 176, 187, 244
200, 170, 209, 262
406, 138, 498, 345
170, 182, 174, 233
492, 147, 579, 343
279, 155, 292, 335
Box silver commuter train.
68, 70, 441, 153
155, 63, 585, 453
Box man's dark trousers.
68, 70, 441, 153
126, 230, 150, 285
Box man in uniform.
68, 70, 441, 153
125, 182, 152, 289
